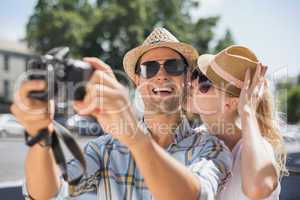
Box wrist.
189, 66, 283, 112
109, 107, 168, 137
25, 128, 53, 147
239, 104, 256, 117
127, 129, 152, 153
26, 124, 52, 137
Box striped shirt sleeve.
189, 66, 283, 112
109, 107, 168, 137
188, 134, 233, 200
22, 139, 104, 200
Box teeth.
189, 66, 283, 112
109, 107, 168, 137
153, 88, 172, 92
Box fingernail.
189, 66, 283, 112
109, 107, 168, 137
77, 107, 86, 115
94, 108, 102, 113
83, 57, 92, 62
263, 66, 268, 75
38, 81, 45, 88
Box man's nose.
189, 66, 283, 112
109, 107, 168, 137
155, 66, 169, 81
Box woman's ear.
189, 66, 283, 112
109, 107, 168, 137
224, 97, 239, 112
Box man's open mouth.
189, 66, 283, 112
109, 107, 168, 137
152, 87, 174, 96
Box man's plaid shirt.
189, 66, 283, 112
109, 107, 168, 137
24, 119, 232, 200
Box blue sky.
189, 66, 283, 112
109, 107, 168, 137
195, 0, 300, 80
0, 0, 299, 78
0, 1, 36, 41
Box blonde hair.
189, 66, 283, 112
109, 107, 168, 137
256, 88, 288, 177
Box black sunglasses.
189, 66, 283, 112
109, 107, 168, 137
135, 59, 187, 79
191, 69, 213, 93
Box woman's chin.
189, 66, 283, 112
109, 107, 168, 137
194, 106, 218, 116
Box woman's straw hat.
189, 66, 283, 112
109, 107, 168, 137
196, 45, 263, 96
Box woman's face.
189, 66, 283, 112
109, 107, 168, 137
187, 70, 233, 126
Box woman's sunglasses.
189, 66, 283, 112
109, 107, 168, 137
191, 69, 213, 93
135, 59, 187, 79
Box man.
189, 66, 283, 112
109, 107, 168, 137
11, 27, 232, 200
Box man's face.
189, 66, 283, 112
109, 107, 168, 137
134, 47, 186, 115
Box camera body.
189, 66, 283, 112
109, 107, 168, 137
27, 47, 94, 101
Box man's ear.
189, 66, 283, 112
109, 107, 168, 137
133, 74, 140, 86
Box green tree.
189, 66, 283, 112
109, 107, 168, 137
214, 29, 235, 53
286, 86, 300, 124
276, 77, 300, 124
26, 0, 234, 72
26, 0, 94, 56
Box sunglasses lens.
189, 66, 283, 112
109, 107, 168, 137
140, 61, 160, 78
191, 70, 212, 93
199, 81, 212, 93
138, 59, 186, 78
198, 73, 212, 93
164, 59, 186, 76
191, 69, 199, 81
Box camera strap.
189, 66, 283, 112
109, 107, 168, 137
25, 49, 87, 187
24, 121, 87, 186
52, 120, 87, 185
25, 128, 50, 146
46, 64, 86, 185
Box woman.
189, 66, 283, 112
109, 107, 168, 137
187, 45, 287, 199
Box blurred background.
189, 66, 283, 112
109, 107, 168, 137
0, 0, 299, 199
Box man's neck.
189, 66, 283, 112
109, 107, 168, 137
144, 112, 181, 148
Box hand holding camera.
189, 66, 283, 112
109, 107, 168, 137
11, 47, 94, 137
74, 57, 143, 148
11, 80, 51, 137
11, 45, 143, 151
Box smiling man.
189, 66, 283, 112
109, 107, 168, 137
11, 27, 232, 200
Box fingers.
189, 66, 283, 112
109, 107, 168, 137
73, 101, 91, 115
90, 84, 120, 98
83, 57, 115, 78
89, 70, 118, 89
74, 83, 124, 115
10, 103, 51, 136
73, 89, 96, 115
262, 66, 267, 76
74, 97, 107, 116
249, 63, 269, 102
11, 104, 49, 122
14, 80, 48, 112
251, 78, 263, 97
16, 80, 46, 101
77, 69, 123, 115
239, 68, 251, 102
10, 80, 51, 136
85, 83, 120, 107
257, 80, 265, 99
249, 64, 262, 92
243, 68, 251, 91
80, 59, 122, 114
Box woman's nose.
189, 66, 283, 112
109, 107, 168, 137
188, 86, 196, 97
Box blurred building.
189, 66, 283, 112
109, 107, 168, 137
0, 40, 36, 113
0, 40, 35, 103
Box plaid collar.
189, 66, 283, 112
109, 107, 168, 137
140, 116, 194, 145
173, 116, 195, 143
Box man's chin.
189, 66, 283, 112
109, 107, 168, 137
152, 92, 179, 100
144, 97, 181, 115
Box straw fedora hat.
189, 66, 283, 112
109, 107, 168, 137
196, 45, 264, 96
123, 27, 199, 81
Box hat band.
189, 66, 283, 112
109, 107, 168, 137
210, 60, 244, 89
